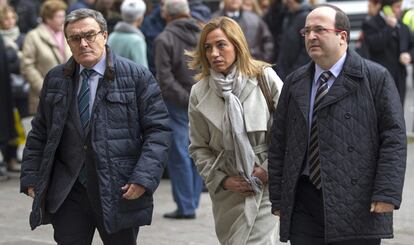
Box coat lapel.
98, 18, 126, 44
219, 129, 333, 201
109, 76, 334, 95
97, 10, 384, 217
319, 74, 359, 109
289, 65, 313, 126
197, 77, 266, 133
239, 79, 257, 103
38, 25, 65, 64
319, 50, 363, 109
69, 73, 84, 139
197, 87, 225, 131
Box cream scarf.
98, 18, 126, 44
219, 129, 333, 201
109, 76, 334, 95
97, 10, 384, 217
208, 66, 262, 194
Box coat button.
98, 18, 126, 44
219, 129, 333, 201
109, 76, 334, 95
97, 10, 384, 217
83, 145, 88, 150
347, 146, 354, 152
351, 178, 358, 185
344, 112, 351, 119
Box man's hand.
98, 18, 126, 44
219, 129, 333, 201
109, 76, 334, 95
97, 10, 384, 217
370, 201, 394, 213
122, 184, 146, 200
252, 164, 268, 185
28, 187, 35, 198
273, 210, 280, 216
223, 176, 254, 197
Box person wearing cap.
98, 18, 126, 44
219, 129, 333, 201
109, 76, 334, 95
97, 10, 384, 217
108, 0, 148, 68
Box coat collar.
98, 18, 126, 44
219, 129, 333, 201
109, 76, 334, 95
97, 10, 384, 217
63, 45, 115, 81
37, 24, 58, 47
196, 77, 258, 131
289, 49, 364, 123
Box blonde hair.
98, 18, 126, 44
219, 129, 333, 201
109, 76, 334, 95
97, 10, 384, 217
244, 0, 263, 16
40, 0, 67, 22
187, 16, 270, 81
0, 5, 17, 29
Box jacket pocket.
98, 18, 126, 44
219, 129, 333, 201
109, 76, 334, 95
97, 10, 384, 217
118, 192, 153, 212
105, 91, 136, 129
112, 157, 137, 185
106, 91, 135, 103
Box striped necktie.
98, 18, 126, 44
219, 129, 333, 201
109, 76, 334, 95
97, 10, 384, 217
309, 71, 332, 189
77, 69, 94, 187
78, 69, 94, 131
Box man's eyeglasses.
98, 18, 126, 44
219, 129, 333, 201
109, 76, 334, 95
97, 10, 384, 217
299, 26, 344, 37
67, 31, 103, 44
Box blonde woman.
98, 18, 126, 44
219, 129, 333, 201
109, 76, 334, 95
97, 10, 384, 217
187, 17, 282, 244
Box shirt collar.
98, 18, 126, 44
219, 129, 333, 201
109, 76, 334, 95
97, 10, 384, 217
314, 52, 347, 85
79, 51, 106, 76
226, 11, 240, 18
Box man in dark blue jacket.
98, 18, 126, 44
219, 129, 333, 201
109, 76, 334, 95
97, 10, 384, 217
269, 5, 406, 245
20, 9, 171, 245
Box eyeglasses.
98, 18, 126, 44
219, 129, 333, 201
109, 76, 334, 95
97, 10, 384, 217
299, 26, 344, 37
67, 31, 103, 44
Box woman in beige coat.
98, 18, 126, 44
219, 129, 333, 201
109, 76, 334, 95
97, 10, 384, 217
187, 17, 283, 245
21, 0, 71, 115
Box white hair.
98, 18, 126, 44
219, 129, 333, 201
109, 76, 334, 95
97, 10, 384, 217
121, 0, 146, 23
163, 0, 190, 18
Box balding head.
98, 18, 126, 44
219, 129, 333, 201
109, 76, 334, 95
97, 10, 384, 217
304, 5, 349, 69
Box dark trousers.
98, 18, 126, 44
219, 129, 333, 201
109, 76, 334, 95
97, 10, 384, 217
51, 181, 139, 245
290, 176, 381, 245
1, 144, 17, 162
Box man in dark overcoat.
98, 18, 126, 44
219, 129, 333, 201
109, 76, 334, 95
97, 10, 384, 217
268, 4, 406, 245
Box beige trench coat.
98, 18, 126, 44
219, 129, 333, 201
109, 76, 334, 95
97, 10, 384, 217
21, 24, 71, 114
189, 67, 283, 245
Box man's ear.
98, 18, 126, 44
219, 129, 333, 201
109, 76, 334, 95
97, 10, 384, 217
339, 31, 348, 46
103, 31, 108, 42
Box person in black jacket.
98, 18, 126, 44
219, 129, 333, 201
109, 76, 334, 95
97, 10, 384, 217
0, 36, 16, 181
275, 0, 311, 80
362, 0, 414, 105
0, 4, 25, 173
20, 9, 170, 245
268, 5, 406, 245
9, 0, 38, 33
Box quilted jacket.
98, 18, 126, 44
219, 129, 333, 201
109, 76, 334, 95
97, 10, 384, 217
20, 47, 171, 233
268, 50, 407, 243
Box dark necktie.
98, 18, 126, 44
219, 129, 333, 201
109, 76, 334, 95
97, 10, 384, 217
77, 69, 94, 186
78, 69, 94, 131
309, 71, 332, 189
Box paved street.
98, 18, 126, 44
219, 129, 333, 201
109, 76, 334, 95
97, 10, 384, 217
1, 143, 414, 245
1, 70, 414, 244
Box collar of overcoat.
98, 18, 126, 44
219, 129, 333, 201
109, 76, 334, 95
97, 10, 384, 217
63, 45, 116, 138
196, 76, 269, 132
288, 49, 365, 125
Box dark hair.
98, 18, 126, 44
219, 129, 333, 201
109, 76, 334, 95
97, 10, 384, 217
380, 0, 401, 7
64, 8, 107, 37
316, 4, 350, 43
